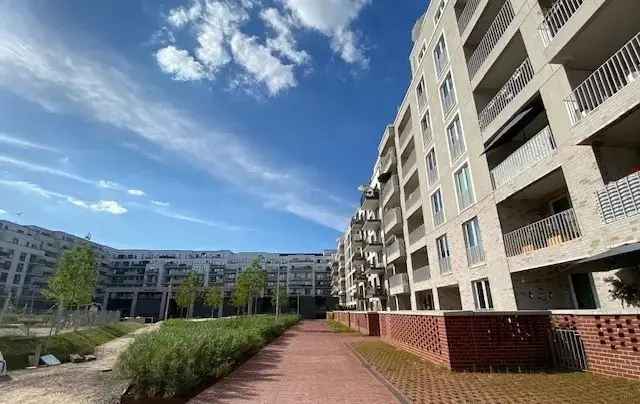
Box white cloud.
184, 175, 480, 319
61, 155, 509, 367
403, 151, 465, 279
0, 208, 6, 215
0, 155, 94, 185
156, 46, 208, 81
97, 180, 123, 190
0, 133, 60, 153
0, 179, 127, 215
127, 189, 146, 196
260, 8, 310, 65
282, 0, 370, 66
151, 200, 170, 207
151, 206, 247, 231
167, 1, 202, 28
0, 7, 351, 231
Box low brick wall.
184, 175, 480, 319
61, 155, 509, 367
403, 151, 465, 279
553, 312, 640, 380
332, 311, 380, 336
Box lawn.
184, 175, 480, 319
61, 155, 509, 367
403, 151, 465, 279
118, 314, 300, 399
326, 319, 356, 333
353, 340, 640, 403
0, 322, 144, 370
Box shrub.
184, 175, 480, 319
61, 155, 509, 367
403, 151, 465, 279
118, 315, 299, 398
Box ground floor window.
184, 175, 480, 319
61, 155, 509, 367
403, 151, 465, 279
472, 278, 493, 310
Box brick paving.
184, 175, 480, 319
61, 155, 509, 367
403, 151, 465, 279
354, 340, 640, 403
190, 320, 399, 404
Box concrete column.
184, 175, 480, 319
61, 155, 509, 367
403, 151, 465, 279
130, 292, 138, 317
102, 292, 109, 310
158, 291, 167, 320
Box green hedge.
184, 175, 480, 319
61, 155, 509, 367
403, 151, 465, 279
118, 315, 300, 398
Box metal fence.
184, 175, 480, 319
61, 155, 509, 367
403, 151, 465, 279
457, 0, 481, 34
550, 328, 588, 371
597, 171, 640, 223
538, 0, 585, 47
468, 0, 515, 78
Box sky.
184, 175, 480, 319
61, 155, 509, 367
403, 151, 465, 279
0, 0, 426, 252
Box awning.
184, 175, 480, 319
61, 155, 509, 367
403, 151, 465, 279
572, 242, 640, 272
482, 104, 542, 154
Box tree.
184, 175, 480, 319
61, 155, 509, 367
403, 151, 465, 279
275, 287, 289, 315
43, 244, 96, 310
606, 276, 640, 307
204, 285, 224, 317
234, 259, 267, 315
176, 272, 201, 318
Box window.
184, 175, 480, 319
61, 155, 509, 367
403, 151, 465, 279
0, 272, 7, 283
439, 73, 456, 116
19, 253, 27, 262
436, 235, 452, 274
416, 77, 427, 110
434, 0, 447, 23
431, 189, 445, 226
472, 278, 493, 310
17, 263, 23, 273
463, 217, 485, 266
415, 42, 426, 67
454, 163, 475, 210
420, 110, 432, 147
446, 115, 466, 162
426, 148, 438, 185
13, 274, 21, 284
433, 35, 449, 78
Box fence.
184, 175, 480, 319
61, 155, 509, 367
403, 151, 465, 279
538, 0, 585, 47
457, 0, 480, 34
596, 171, 640, 223
468, 0, 515, 78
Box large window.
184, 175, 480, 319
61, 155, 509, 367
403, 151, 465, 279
434, 0, 447, 23
454, 163, 475, 210
446, 115, 466, 163
463, 217, 485, 266
431, 189, 445, 226
439, 73, 456, 116
426, 148, 438, 185
416, 76, 427, 110
472, 278, 493, 310
433, 35, 449, 78
436, 234, 452, 274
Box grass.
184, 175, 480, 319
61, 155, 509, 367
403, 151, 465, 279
326, 319, 356, 333
0, 322, 144, 370
118, 314, 300, 399
353, 340, 640, 403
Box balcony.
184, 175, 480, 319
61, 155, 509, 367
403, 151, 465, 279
457, 0, 481, 35
479, 58, 534, 130
597, 171, 640, 224
503, 208, 581, 257
351, 216, 364, 229
412, 265, 431, 283
538, 0, 585, 47
386, 238, 406, 263
363, 214, 381, 231
365, 286, 384, 299
565, 33, 640, 125
398, 121, 414, 152
383, 207, 403, 235
467, 0, 515, 79
389, 273, 410, 295
408, 224, 425, 246
402, 151, 417, 179
490, 126, 557, 189
405, 188, 422, 213
438, 256, 452, 274
466, 245, 486, 267
382, 175, 400, 207
364, 238, 383, 253
379, 150, 396, 177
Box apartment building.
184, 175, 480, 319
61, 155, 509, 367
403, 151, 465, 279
332, 0, 640, 312
0, 219, 335, 318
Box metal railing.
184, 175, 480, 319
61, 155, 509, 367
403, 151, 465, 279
490, 126, 557, 189
538, 0, 585, 47
382, 175, 399, 204
458, 0, 481, 34
409, 224, 425, 246
503, 208, 581, 257
422, 121, 433, 148
466, 244, 486, 267
386, 238, 406, 262
405, 189, 422, 212
457, 188, 474, 211
433, 209, 445, 227
597, 171, 640, 223
479, 58, 534, 130
468, 0, 515, 78
389, 273, 410, 295
402, 151, 417, 178
439, 256, 452, 274
448, 133, 466, 162
434, 50, 449, 79
550, 328, 588, 370
383, 207, 402, 234
441, 83, 457, 116
413, 265, 431, 283
427, 164, 438, 186
565, 32, 640, 125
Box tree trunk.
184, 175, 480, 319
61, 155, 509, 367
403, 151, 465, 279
218, 304, 223, 318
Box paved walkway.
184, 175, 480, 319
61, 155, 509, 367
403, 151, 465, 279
191, 320, 399, 404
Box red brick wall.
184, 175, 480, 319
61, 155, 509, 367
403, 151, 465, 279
553, 313, 640, 380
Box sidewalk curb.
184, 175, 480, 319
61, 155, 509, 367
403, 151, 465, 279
346, 340, 411, 404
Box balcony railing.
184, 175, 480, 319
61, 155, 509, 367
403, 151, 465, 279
490, 126, 557, 189
434, 52, 449, 79
386, 238, 406, 262
405, 189, 422, 212
427, 165, 438, 186
466, 244, 486, 267
433, 209, 445, 227
538, 0, 585, 47
398, 122, 413, 149
383, 207, 402, 234
457, 0, 481, 34
382, 175, 399, 204
597, 171, 640, 223
439, 256, 452, 274
422, 122, 433, 148
409, 224, 425, 246
413, 265, 431, 283
402, 151, 417, 178
441, 86, 456, 116
467, 0, 515, 78
503, 208, 581, 257
380, 150, 396, 175
389, 272, 410, 295
479, 58, 534, 130
565, 32, 640, 125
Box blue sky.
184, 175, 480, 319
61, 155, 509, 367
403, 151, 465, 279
0, 0, 425, 252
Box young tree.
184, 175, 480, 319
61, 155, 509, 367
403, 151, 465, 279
44, 244, 96, 310
235, 259, 267, 315
176, 272, 201, 318
204, 285, 224, 317
275, 287, 289, 315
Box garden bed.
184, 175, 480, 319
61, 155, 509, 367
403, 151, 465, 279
118, 315, 300, 401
